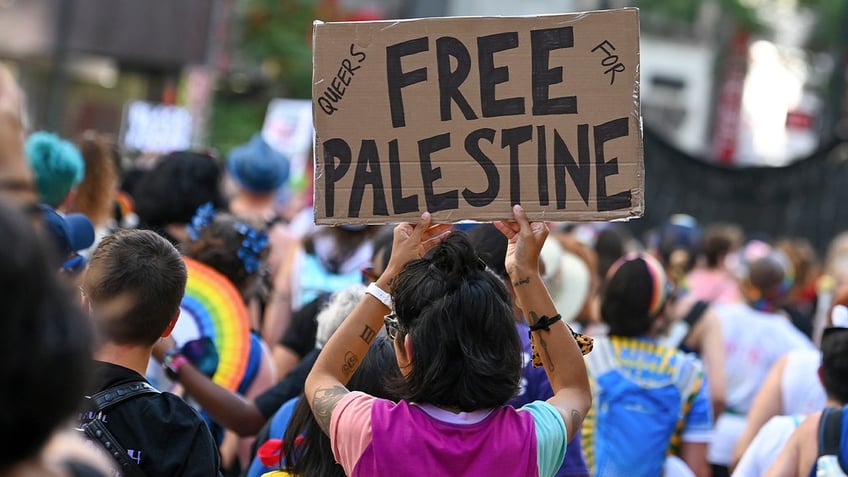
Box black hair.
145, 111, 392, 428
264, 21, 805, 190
466, 223, 508, 280
0, 200, 94, 470
282, 337, 401, 476
821, 330, 848, 404
133, 151, 225, 236
389, 232, 521, 411
85, 229, 187, 345
601, 256, 656, 337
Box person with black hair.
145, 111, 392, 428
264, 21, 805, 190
305, 206, 592, 476
131, 151, 226, 245
764, 321, 848, 476
584, 253, 713, 477
0, 199, 111, 477
79, 229, 223, 476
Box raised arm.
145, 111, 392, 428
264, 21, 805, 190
495, 205, 592, 442
687, 308, 728, 419
153, 338, 267, 436
304, 213, 451, 434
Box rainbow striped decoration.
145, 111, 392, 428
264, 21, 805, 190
177, 256, 251, 391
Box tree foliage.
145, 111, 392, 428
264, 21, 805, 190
239, 0, 330, 99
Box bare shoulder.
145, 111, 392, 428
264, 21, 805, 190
796, 411, 823, 474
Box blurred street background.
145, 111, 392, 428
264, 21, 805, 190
2, 0, 848, 252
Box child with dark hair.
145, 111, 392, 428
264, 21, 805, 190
79, 229, 223, 476
585, 253, 714, 477
305, 206, 592, 476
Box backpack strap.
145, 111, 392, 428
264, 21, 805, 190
819, 407, 844, 458
83, 420, 148, 477
82, 382, 160, 477
89, 381, 159, 411
683, 300, 709, 327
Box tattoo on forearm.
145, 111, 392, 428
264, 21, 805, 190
570, 410, 584, 434
513, 276, 531, 287
341, 351, 359, 376
528, 311, 539, 326
359, 325, 376, 344
312, 385, 349, 434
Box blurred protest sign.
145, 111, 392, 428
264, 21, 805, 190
312, 8, 643, 225
122, 100, 192, 154
261, 98, 313, 186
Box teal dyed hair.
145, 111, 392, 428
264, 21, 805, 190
25, 131, 85, 207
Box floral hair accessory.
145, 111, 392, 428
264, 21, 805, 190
235, 221, 269, 274
188, 202, 216, 241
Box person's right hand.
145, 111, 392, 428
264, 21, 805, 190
494, 204, 549, 280
377, 212, 452, 288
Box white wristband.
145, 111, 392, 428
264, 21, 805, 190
366, 282, 392, 309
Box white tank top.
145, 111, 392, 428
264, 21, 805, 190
781, 348, 826, 415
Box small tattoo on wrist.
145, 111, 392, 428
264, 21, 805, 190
513, 276, 531, 287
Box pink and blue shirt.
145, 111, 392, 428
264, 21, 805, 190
331, 391, 568, 476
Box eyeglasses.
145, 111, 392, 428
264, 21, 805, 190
384, 312, 401, 341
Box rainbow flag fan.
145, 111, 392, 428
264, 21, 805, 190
148, 256, 251, 392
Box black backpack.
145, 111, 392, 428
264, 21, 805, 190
816, 407, 848, 476
79, 382, 160, 477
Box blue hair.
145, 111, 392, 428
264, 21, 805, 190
25, 131, 84, 207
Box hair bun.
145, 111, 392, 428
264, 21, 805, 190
426, 233, 483, 289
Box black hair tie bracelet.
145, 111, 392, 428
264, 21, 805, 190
528, 314, 562, 332
528, 314, 594, 367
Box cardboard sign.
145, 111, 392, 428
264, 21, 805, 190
312, 8, 643, 224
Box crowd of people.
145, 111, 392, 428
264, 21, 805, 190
3, 61, 848, 477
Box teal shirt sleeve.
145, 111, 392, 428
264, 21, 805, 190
521, 401, 567, 477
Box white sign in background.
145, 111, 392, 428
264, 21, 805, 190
261, 98, 314, 181
123, 100, 193, 154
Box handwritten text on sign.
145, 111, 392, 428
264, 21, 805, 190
313, 9, 643, 224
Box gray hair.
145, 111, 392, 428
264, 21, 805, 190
315, 284, 374, 348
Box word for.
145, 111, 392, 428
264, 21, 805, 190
321, 117, 632, 218
591, 40, 625, 85
317, 44, 367, 115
